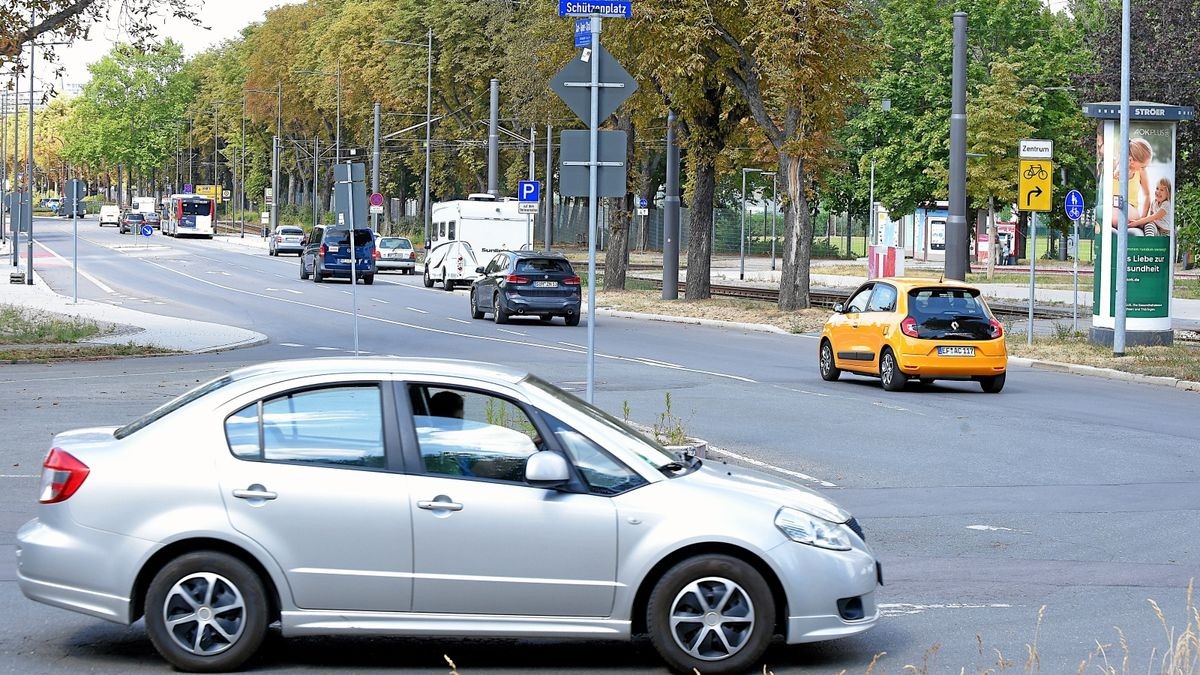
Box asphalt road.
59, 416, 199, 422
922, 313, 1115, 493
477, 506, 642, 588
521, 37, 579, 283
2, 215, 1197, 674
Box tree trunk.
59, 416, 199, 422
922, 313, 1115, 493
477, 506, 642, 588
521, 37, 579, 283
116, 164, 124, 208
685, 160, 716, 300
603, 116, 634, 290
986, 196, 997, 280
778, 152, 813, 310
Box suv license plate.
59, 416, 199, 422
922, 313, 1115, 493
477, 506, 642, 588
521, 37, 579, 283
937, 346, 975, 356
534, 281, 559, 288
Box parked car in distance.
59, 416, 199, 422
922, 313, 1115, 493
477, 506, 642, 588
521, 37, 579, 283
119, 211, 145, 234
56, 200, 85, 218
268, 225, 306, 256
818, 277, 1007, 392
376, 236, 417, 274
470, 251, 582, 325
41, 198, 61, 212
99, 205, 121, 227
300, 225, 376, 284
423, 240, 479, 290
16, 357, 881, 674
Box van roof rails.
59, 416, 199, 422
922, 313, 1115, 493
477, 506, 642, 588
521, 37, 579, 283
466, 193, 497, 201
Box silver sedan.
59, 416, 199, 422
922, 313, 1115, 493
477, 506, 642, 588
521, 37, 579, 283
17, 358, 880, 673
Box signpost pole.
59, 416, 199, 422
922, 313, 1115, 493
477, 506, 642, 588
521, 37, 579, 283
586, 14, 601, 403
71, 179, 78, 303
344, 161, 360, 357
545, 122, 553, 252
1073, 218, 1079, 333
1028, 211, 1036, 346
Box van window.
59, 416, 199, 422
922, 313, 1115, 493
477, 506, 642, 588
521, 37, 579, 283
448, 221, 456, 239
439, 222, 447, 239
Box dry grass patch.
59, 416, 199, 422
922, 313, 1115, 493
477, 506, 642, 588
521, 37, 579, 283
595, 289, 829, 333
0, 304, 101, 344
1009, 332, 1200, 383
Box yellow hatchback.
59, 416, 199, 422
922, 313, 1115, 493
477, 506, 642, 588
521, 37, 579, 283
818, 278, 1008, 393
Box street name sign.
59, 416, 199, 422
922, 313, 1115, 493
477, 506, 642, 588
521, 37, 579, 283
1019, 159, 1053, 212
1019, 138, 1053, 160
558, 0, 631, 17
1065, 189, 1085, 221
550, 43, 638, 124
574, 18, 592, 48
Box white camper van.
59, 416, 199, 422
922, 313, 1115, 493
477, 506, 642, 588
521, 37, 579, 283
429, 194, 530, 254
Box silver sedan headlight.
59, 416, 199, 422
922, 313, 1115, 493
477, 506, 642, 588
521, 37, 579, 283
774, 507, 852, 551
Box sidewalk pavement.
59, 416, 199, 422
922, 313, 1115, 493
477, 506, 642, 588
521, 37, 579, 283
0, 237, 267, 354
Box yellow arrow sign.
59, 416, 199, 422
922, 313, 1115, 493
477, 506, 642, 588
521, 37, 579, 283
1018, 160, 1053, 212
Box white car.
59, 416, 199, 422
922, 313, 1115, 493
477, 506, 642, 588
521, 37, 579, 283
423, 240, 480, 290
377, 236, 417, 274
98, 205, 120, 227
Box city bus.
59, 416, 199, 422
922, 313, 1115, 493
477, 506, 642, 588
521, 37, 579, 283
162, 194, 215, 238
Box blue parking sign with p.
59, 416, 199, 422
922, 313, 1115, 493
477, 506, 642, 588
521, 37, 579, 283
518, 180, 541, 203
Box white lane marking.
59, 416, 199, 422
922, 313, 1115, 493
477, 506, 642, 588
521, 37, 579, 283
0, 474, 39, 478
879, 603, 1012, 617
966, 524, 1028, 533
341, 290, 352, 295
558, 341, 587, 349
33, 240, 116, 293
314, 347, 340, 351
279, 343, 305, 347
773, 385, 831, 398
205, 270, 232, 276
446, 318, 472, 325
140, 261, 759, 383
265, 288, 303, 295
497, 328, 526, 336
638, 358, 683, 368
371, 298, 390, 304
706, 445, 838, 488
406, 307, 428, 314
873, 401, 910, 412
274, 274, 287, 278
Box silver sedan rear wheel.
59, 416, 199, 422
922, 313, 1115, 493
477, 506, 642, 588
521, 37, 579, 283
145, 551, 268, 672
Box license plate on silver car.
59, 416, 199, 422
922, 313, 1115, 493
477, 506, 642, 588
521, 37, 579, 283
534, 281, 558, 288
937, 346, 975, 356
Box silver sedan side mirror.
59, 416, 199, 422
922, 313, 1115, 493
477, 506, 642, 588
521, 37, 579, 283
525, 451, 570, 488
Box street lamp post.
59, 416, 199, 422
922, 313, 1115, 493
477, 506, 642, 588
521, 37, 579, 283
243, 84, 282, 235
297, 66, 343, 227
382, 29, 433, 250
740, 167, 763, 281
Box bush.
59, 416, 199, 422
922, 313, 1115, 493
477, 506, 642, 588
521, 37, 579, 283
811, 239, 845, 259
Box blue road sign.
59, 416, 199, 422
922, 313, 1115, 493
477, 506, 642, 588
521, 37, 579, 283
518, 180, 541, 203
559, 0, 631, 18
637, 198, 648, 208
141, 224, 154, 237
574, 19, 592, 48
183, 183, 193, 193
1065, 189, 1085, 221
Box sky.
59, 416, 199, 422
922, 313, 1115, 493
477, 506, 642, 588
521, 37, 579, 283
19, 0, 296, 95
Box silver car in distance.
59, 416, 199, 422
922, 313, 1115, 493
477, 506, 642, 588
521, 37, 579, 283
17, 358, 880, 673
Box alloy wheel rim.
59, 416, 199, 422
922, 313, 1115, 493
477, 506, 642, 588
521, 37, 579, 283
821, 344, 833, 374
163, 572, 247, 657
668, 576, 755, 661
882, 353, 894, 383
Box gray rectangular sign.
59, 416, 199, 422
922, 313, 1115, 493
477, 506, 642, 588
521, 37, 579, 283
559, 130, 627, 198
333, 163, 368, 228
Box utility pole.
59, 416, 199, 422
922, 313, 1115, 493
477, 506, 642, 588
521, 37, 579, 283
372, 102, 380, 232
1114, 0, 1131, 356
946, 11, 969, 281
487, 78, 499, 196
544, 122, 553, 251
26, 13, 36, 285
662, 110, 680, 300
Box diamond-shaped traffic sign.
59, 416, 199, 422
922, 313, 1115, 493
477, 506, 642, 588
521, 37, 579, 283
550, 43, 638, 125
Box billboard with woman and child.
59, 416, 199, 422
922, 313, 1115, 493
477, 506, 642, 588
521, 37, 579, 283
1087, 102, 1193, 345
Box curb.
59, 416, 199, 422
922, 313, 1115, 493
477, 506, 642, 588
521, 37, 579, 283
595, 308, 798, 336
1008, 356, 1200, 393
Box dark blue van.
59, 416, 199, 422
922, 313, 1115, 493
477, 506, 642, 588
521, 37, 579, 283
300, 225, 377, 284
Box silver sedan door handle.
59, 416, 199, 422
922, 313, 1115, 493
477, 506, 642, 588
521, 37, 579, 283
417, 499, 464, 512
233, 486, 278, 501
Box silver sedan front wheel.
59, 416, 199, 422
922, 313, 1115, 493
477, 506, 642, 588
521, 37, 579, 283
145, 551, 268, 672
647, 554, 774, 674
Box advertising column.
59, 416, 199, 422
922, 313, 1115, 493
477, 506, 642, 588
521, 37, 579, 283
1084, 102, 1193, 347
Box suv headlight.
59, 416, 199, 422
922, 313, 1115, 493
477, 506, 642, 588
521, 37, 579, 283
775, 507, 852, 551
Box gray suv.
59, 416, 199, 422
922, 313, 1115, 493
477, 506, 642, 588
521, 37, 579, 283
17, 358, 880, 674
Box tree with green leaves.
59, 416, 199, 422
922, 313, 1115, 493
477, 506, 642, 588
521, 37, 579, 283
64, 40, 193, 206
